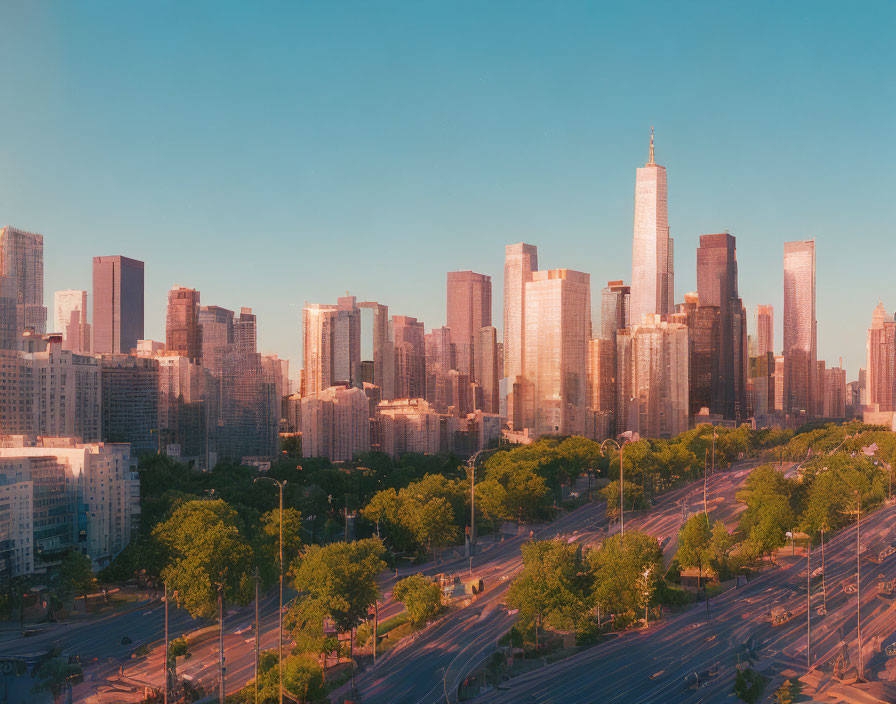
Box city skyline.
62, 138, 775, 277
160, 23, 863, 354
0, 3, 893, 376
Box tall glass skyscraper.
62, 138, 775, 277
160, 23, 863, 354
630, 129, 674, 326
756, 304, 774, 357
696, 232, 747, 421
783, 240, 817, 420
503, 243, 537, 384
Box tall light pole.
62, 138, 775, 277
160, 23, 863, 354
855, 489, 863, 680
467, 449, 487, 575
254, 567, 260, 704
218, 582, 225, 704
601, 438, 631, 541
806, 539, 811, 670
255, 476, 287, 704
163, 580, 169, 704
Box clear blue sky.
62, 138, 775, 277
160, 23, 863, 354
1, 1, 893, 377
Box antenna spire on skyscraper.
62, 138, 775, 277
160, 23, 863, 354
648, 126, 655, 165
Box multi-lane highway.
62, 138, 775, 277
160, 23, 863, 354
475, 497, 896, 703
351, 459, 772, 704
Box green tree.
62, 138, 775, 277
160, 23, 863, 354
588, 532, 663, 625
600, 479, 646, 514
476, 460, 552, 523
58, 550, 95, 607
291, 538, 386, 665
167, 635, 189, 692
507, 541, 590, 651
240, 652, 324, 704
285, 597, 342, 681
405, 495, 456, 562
707, 520, 736, 580
393, 574, 442, 627
153, 499, 254, 618
256, 507, 303, 586
677, 513, 712, 588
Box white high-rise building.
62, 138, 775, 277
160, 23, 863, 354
522, 269, 591, 437
630, 129, 673, 326
0, 436, 140, 573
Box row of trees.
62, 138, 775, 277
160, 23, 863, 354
734, 423, 891, 560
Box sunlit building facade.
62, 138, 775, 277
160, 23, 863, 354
503, 243, 538, 385
756, 305, 774, 357
447, 270, 492, 380
866, 302, 895, 413
522, 269, 590, 437
600, 281, 630, 341
630, 130, 674, 326
165, 286, 202, 363
783, 240, 817, 421
617, 316, 689, 438
301, 385, 370, 461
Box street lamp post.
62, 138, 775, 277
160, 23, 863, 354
600, 438, 630, 541
255, 476, 287, 704
163, 580, 169, 704
254, 567, 260, 704
855, 490, 863, 680
218, 582, 225, 704
806, 539, 811, 670
641, 567, 652, 629
467, 449, 487, 575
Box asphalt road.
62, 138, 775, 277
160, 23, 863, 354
352, 459, 773, 704
475, 497, 896, 703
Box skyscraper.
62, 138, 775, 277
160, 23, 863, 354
0, 276, 15, 350
92, 255, 144, 354
503, 243, 538, 384
302, 303, 337, 396
424, 326, 452, 411
600, 280, 630, 341
0, 227, 46, 334
756, 305, 774, 357
391, 315, 425, 400
332, 296, 361, 387
783, 240, 817, 420
616, 315, 689, 439
476, 326, 499, 414
683, 292, 720, 418
630, 129, 674, 326
165, 286, 202, 363
586, 337, 616, 440
53, 290, 91, 353
696, 233, 747, 420
522, 269, 591, 437
866, 302, 895, 413
358, 301, 393, 399
446, 271, 492, 379
234, 307, 257, 355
